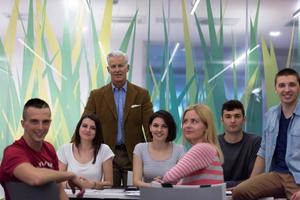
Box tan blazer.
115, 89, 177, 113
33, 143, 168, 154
84, 82, 153, 162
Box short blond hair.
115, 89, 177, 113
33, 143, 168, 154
182, 104, 223, 162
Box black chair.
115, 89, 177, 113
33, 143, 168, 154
5, 181, 59, 200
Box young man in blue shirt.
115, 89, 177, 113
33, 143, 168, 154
233, 68, 300, 200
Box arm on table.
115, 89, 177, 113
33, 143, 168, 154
95, 157, 113, 189
291, 190, 300, 200
163, 144, 215, 184
59, 182, 69, 200
58, 160, 70, 189
75, 158, 113, 189
13, 162, 84, 197
14, 162, 76, 186
250, 156, 265, 177
133, 154, 151, 187
247, 137, 262, 177
59, 158, 113, 189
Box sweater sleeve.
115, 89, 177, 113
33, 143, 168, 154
162, 143, 216, 184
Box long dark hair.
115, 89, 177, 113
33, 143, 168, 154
71, 113, 104, 164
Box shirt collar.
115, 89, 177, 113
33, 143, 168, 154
294, 99, 300, 116
112, 81, 127, 92
277, 99, 300, 117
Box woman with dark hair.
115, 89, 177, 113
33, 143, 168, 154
57, 113, 114, 189
133, 110, 185, 187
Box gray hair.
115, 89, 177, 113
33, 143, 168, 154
107, 50, 128, 65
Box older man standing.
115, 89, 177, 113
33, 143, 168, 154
84, 50, 153, 186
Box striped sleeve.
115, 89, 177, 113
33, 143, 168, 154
162, 143, 216, 184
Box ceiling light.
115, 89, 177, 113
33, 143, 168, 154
190, 0, 201, 15
293, 8, 300, 18
161, 42, 180, 81
208, 45, 260, 83
64, 0, 79, 11
83, 0, 91, 12
269, 31, 281, 37
18, 38, 67, 80
82, 26, 89, 33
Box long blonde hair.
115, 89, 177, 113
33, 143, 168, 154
182, 104, 224, 163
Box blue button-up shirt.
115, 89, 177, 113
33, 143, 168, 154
112, 82, 127, 145
257, 99, 300, 183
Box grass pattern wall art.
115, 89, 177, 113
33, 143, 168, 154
1, 0, 294, 157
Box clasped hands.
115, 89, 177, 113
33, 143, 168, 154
67, 176, 85, 198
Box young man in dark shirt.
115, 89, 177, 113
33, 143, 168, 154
218, 100, 261, 188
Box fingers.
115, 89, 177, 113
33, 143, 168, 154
79, 176, 88, 181
68, 179, 81, 194
291, 194, 297, 200
67, 181, 76, 194
76, 189, 85, 198
227, 186, 235, 191
153, 177, 163, 183
153, 176, 163, 183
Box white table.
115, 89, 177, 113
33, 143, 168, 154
66, 189, 286, 200
66, 188, 139, 199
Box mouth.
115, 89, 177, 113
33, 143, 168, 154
282, 94, 294, 100
183, 130, 193, 135
153, 133, 165, 137
283, 94, 292, 98
35, 132, 45, 138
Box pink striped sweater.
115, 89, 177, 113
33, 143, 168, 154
162, 143, 224, 185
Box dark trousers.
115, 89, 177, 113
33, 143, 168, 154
113, 148, 132, 186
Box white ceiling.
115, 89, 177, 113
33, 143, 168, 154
0, 0, 299, 49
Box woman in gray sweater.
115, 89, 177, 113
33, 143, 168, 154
133, 110, 185, 187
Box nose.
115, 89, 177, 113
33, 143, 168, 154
183, 122, 191, 128
230, 116, 236, 122
115, 66, 121, 72
37, 122, 44, 130
282, 85, 288, 91
157, 126, 163, 132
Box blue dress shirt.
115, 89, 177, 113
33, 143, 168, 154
112, 82, 127, 145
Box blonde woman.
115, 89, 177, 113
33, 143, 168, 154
162, 104, 224, 185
